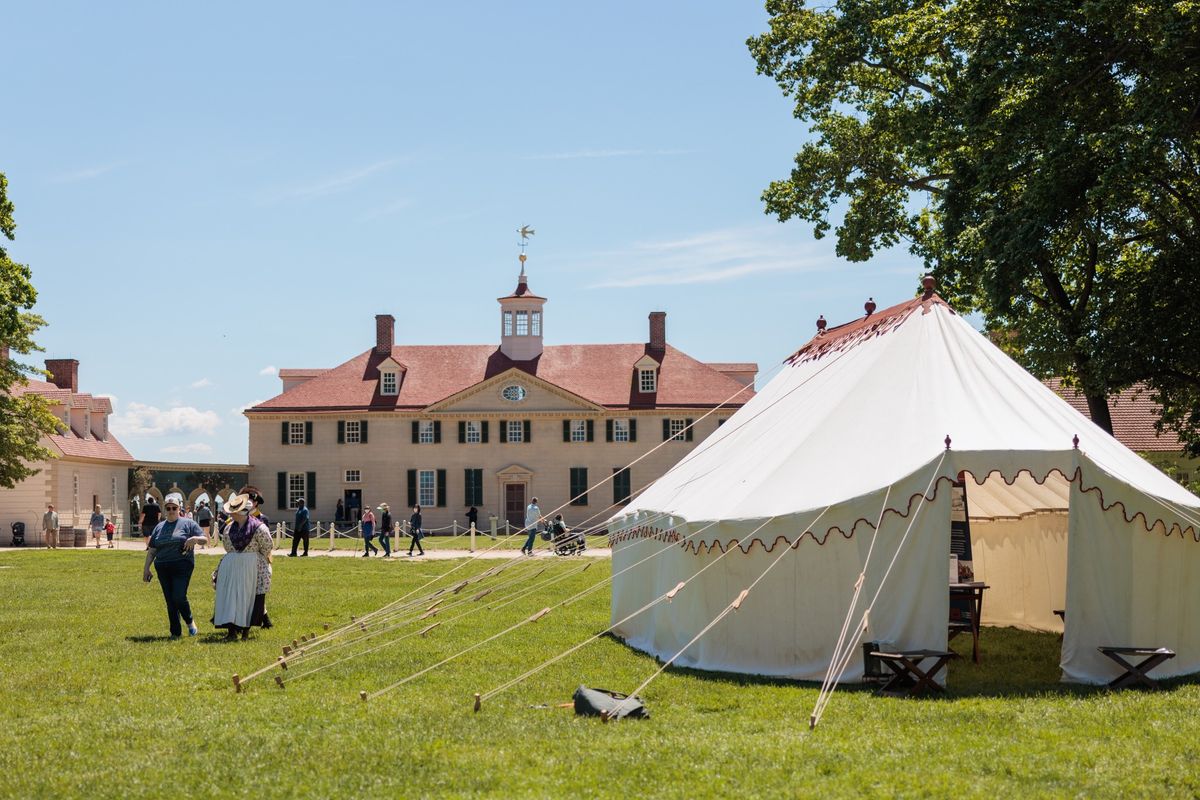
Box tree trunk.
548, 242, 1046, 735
1084, 392, 1114, 436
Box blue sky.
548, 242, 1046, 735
2, 2, 918, 463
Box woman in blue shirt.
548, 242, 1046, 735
142, 492, 207, 638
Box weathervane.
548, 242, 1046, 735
517, 224, 535, 269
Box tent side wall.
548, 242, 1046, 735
1062, 478, 1200, 683
610, 491, 952, 683
972, 513, 1068, 633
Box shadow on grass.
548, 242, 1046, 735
125, 634, 175, 643
604, 628, 1200, 701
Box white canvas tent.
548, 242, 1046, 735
608, 290, 1200, 685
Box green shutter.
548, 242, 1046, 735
411, 420, 419, 444
360, 420, 368, 444
304, 421, 313, 444
569, 467, 588, 506
629, 419, 637, 442
277, 472, 286, 510
481, 420, 489, 443
606, 419, 613, 442
500, 420, 508, 443
464, 468, 473, 506
307, 472, 316, 509
563, 420, 571, 442
281, 421, 289, 445
523, 420, 531, 442
434, 421, 441, 443
458, 421, 466, 443
337, 420, 345, 444
436, 469, 447, 507
407, 470, 417, 507
586, 420, 594, 442
663, 419, 670, 441
685, 418, 694, 441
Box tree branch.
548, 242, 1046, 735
857, 57, 934, 94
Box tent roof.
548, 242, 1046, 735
616, 293, 1199, 541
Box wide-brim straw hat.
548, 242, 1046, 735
224, 494, 253, 515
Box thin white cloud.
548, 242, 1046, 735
259, 366, 277, 377
230, 400, 265, 426
267, 159, 403, 202
160, 443, 213, 455
190, 378, 213, 389
110, 403, 221, 437
583, 225, 832, 289
522, 148, 698, 161
51, 163, 122, 183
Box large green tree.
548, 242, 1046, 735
749, 0, 1200, 448
0, 172, 65, 486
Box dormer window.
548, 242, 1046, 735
83, 411, 91, 438
639, 368, 657, 393
381, 371, 398, 395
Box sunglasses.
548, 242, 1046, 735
164, 505, 180, 511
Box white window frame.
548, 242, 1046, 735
531, 311, 542, 336
507, 420, 524, 443
465, 421, 482, 444
289, 421, 306, 445
503, 311, 514, 336
381, 371, 397, 395
101, 415, 108, 441
344, 469, 361, 483
345, 420, 362, 444
613, 418, 630, 442
84, 411, 91, 438
669, 418, 687, 441
639, 368, 657, 393
516, 310, 529, 336
419, 420, 435, 444
418, 469, 436, 508
570, 419, 587, 443
287, 472, 306, 508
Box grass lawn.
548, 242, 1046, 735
2, 550, 1198, 799
240, 529, 606, 552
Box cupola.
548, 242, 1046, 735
498, 254, 547, 361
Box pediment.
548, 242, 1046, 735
497, 463, 534, 479
425, 368, 604, 413
377, 357, 407, 373
634, 354, 660, 370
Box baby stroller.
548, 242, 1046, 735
10, 521, 25, 547
551, 521, 586, 556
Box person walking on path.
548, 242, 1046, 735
335, 498, 345, 525
104, 518, 115, 548
90, 504, 106, 548
361, 506, 378, 557
521, 497, 542, 555
42, 503, 59, 549
289, 498, 311, 557
466, 506, 479, 533
196, 500, 213, 544
213, 494, 274, 640
140, 496, 161, 544
377, 503, 393, 558
142, 492, 205, 639
407, 505, 425, 556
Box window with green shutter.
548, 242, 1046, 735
613, 467, 631, 504
569, 467, 588, 506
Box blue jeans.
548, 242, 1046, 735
522, 528, 539, 553
379, 534, 391, 556
154, 559, 195, 637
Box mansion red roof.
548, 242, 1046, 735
1045, 379, 1183, 453
13, 378, 133, 462
250, 344, 756, 413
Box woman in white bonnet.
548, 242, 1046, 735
212, 493, 273, 640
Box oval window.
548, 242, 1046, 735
502, 385, 527, 402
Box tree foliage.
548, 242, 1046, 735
130, 466, 154, 501
750, 0, 1200, 449
0, 172, 62, 488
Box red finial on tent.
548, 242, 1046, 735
944, 434, 952, 450
816, 315, 827, 332
1073, 434, 1079, 449
864, 297, 876, 316
922, 275, 936, 298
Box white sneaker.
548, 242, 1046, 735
188, 622, 199, 636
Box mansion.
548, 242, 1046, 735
246, 266, 758, 530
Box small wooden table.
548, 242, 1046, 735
949, 582, 989, 663
870, 649, 959, 697
1097, 646, 1176, 690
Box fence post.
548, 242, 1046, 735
453, 520, 459, 536
329, 521, 334, 552
489, 516, 497, 540
505, 521, 510, 536
469, 522, 476, 553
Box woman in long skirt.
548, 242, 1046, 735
213, 494, 273, 640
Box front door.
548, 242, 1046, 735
505, 483, 525, 530
344, 489, 362, 524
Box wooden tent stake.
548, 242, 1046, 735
282, 645, 292, 656
600, 710, 609, 723
452, 580, 470, 594
232, 674, 241, 693
527, 607, 551, 624
473, 693, 481, 712
419, 608, 439, 620
280, 660, 288, 671
426, 600, 443, 612
472, 588, 493, 602
323, 623, 330, 630
418, 622, 441, 637
275, 675, 284, 689
360, 691, 368, 702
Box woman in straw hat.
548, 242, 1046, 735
212, 494, 273, 640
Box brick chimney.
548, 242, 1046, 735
45, 358, 79, 391
648, 312, 666, 350
374, 314, 395, 356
